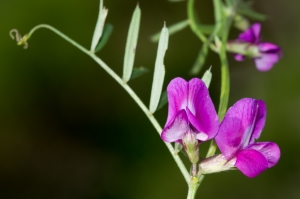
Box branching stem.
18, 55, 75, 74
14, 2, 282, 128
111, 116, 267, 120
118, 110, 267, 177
26, 24, 190, 184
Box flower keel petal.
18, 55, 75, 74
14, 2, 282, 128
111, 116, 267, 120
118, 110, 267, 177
161, 110, 188, 142
235, 149, 268, 178
248, 142, 280, 168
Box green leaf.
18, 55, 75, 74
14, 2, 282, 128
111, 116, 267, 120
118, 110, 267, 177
149, 24, 168, 114
187, 0, 215, 42
90, 0, 108, 52
123, 4, 141, 83
190, 0, 223, 75
94, 23, 114, 52
190, 43, 209, 75
238, 9, 266, 21
236, 1, 266, 21
201, 67, 212, 88
150, 20, 189, 42
156, 91, 168, 111
130, 67, 149, 80
196, 24, 215, 35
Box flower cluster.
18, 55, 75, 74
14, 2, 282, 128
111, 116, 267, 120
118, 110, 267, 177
227, 23, 282, 72
161, 77, 280, 178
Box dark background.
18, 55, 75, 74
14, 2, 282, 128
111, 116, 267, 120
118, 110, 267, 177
0, 0, 299, 198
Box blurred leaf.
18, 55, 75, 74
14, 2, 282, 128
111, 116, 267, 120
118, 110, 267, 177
156, 91, 167, 111
190, 43, 209, 75
190, 0, 223, 75
150, 20, 189, 42
233, 14, 250, 31
196, 24, 215, 35
123, 4, 141, 83
90, 0, 108, 52
237, 1, 266, 21
94, 23, 114, 52
149, 24, 168, 114
201, 67, 212, 88
130, 67, 149, 80
238, 9, 266, 21
188, 0, 215, 40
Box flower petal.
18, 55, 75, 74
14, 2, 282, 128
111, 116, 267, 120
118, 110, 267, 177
254, 53, 280, 71
215, 98, 266, 159
186, 78, 219, 139
161, 110, 188, 142
234, 54, 245, 61
195, 132, 208, 141
249, 100, 266, 144
258, 42, 281, 53
165, 77, 188, 126
248, 142, 280, 168
238, 23, 261, 44
235, 149, 268, 178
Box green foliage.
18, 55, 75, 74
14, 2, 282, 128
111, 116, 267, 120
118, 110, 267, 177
94, 23, 114, 52
149, 24, 169, 113
123, 4, 141, 83
129, 67, 149, 80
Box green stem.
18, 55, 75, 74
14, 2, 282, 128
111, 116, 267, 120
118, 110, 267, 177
187, 0, 207, 43
218, 16, 232, 121
186, 175, 204, 199
26, 24, 190, 183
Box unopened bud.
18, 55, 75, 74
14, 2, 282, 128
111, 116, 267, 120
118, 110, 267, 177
182, 132, 199, 164
234, 15, 250, 31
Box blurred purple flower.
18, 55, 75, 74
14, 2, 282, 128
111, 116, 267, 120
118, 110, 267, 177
232, 23, 282, 71
215, 98, 280, 178
161, 77, 219, 144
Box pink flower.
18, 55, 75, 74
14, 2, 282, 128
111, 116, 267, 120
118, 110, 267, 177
230, 23, 282, 71
215, 98, 280, 178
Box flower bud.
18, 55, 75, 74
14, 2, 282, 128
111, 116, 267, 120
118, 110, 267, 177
234, 15, 250, 31
199, 154, 236, 174
226, 42, 261, 58
182, 131, 199, 164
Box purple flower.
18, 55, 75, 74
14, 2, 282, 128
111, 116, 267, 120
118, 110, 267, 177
215, 98, 280, 178
161, 77, 219, 144
232, 23, 282, 71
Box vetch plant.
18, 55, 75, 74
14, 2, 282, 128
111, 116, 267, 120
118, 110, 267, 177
10, 0, 282, 198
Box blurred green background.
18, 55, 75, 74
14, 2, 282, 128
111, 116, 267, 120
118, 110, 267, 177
0, 0, 299, 198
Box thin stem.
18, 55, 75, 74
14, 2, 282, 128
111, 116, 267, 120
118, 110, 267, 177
205, 1, 234, 159
186, 175, 204, 199
187, 184, 198, 199
26, 24, 190, 183
187, 0, 207, 43
218, 16, 233, 121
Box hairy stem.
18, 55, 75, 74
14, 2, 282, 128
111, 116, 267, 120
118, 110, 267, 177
26, 24, 190, 183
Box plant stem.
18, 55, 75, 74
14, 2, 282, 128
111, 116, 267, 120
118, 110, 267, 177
26, 24, 190, 183
218, 15, 233, 121
187, 0, 207, 43
186, 175, 204, 199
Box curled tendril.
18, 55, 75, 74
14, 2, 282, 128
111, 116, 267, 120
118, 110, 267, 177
9, 29, 29, 49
